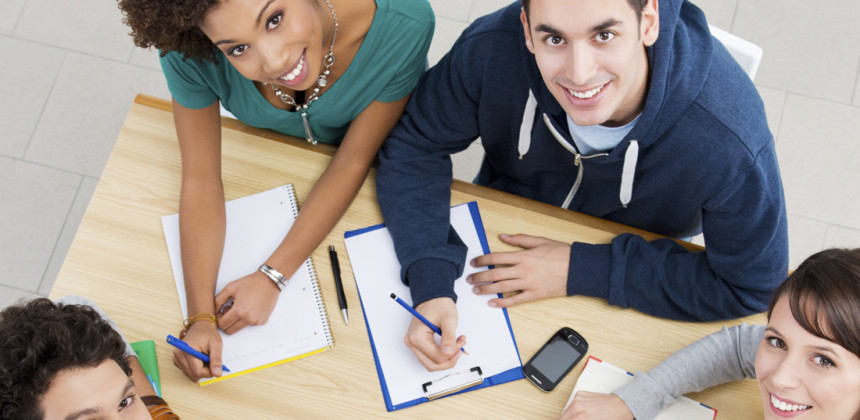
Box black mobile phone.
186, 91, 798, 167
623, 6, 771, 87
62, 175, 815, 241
523, 327, 588, 392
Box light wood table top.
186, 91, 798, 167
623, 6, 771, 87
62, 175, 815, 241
50, 95, 765, 419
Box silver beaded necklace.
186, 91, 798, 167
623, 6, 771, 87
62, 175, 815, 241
268, 0, 337, 144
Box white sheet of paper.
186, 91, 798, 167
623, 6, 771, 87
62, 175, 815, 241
162, 185, 332, 381
344, 203, 521, 406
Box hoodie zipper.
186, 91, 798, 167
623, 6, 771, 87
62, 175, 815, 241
541, 114, 609, 208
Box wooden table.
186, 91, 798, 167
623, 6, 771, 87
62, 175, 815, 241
50, 95, 766, 419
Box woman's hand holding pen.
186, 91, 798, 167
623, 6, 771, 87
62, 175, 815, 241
214, 271, 279, 334
172, 321, 223, 382
404, 297, 466, 371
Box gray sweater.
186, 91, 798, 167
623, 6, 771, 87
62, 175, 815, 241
613, 323, 764, 420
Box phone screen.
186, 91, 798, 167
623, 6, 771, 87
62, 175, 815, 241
530, 335, 582, 383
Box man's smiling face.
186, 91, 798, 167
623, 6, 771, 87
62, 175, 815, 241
521, 0, 659, 127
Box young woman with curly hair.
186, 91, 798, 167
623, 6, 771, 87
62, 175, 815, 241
562, 247, 860, 420
117, 0, 434, 381
0, 296, 179, 419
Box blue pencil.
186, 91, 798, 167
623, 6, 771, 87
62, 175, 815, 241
389, 293, 468, 354
166, 335, 231, 373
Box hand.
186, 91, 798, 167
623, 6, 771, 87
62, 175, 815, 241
214, 270, 280, 334
172, 321, 223, 382
467, 234, 569, 307
404, 297, 467, 371
560, 391, 634, 420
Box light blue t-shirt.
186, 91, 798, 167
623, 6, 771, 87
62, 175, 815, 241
160, 0, 434, 144
566, 114, 640, 155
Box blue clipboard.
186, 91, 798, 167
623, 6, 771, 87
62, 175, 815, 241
344, 201, 524, 411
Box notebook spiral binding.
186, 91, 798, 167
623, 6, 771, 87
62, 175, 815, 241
285, 184, 335, 349
307, 254, 335, 348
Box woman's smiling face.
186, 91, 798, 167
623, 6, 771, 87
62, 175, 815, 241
199, 0, 327, 90
756, 296, 860, 419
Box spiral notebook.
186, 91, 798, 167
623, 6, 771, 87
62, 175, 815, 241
162, 184, 333, 385
344, 202, 524, 411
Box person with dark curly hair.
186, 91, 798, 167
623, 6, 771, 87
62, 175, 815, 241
116, 0, 434, 381
0, 296, 179, 420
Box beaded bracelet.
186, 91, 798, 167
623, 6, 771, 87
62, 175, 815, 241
181, 313, 216, 338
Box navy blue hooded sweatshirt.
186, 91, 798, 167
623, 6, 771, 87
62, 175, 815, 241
376, 0, 788, 321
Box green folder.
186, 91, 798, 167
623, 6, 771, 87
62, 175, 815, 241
131, 340, 161, 397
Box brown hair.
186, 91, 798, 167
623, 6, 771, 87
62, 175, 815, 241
117, 0, 221, 62
767, 248, 860, 358
520, 0, 650, 21
0, 299, 131, 420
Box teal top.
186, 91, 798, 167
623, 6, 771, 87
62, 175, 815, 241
160, 0, 434, 144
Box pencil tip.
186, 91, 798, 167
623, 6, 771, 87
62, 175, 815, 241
329, 245, 335, 251
390, 293, 396, 299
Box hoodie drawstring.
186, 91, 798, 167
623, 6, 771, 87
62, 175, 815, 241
518, 90, 538, 159
620, 140, 639, 208
518, 92, 637, 209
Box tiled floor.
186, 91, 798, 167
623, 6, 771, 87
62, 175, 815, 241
2, 0, 858, 309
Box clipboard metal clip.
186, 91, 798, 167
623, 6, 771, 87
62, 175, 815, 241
422, 366, 484, 400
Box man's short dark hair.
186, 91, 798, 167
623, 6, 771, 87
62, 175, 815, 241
521, 0, 650, 21
0, 298, 131, 420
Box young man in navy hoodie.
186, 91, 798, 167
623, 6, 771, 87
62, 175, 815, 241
376, 0, 788, 371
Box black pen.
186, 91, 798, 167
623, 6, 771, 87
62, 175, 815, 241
329, 245, 348, 325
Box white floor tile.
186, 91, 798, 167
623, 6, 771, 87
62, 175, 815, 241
786, 214, 827, 270
0, 157, 80, 291
0, 285, 43, 312
733, 0, 860, 104
24, 53, 170, 177
469, 0, 516, 22
0, 37, 65, 158
855, 70, 860, 107
756, 86, 786, 141
129, 46, 166, 73
429, 0, 473, 22
0, 0, 25, 34
690, 0, 737, 31
39, 177, 99, 295
824, 225, 860, 250
777, 94, 860, 229
429, 17, 469, 67
13, 0, 134, 62
452, 140, 485, 181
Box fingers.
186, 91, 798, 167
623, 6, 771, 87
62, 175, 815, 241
488, 291, 536, 308
207, 337, 224, 377
172, 323, 223, 381
403, 298, 465, 371
499, 233, 553, 248
438, 311, 459, 357
404, 318, 462, 371
213, 285, 235, 313
467, 265, 521, 285
216, 274, 279, 334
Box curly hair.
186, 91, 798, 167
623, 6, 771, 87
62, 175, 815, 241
117, 0, 221, 62
0, 298, 131, 420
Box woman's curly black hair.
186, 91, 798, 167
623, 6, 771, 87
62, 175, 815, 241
0, 298, 131, 420
117, 0, 221, 62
